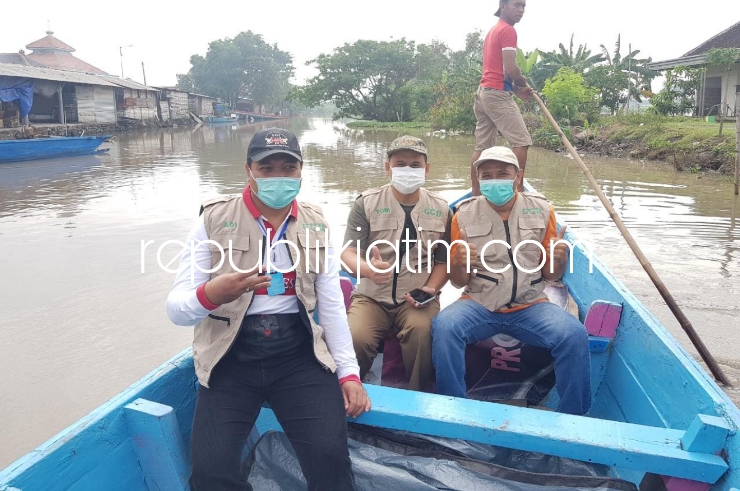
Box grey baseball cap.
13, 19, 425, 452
386, 135, 428, 158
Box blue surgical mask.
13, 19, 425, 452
480, 179, 515, 206
251, 174, 301, 209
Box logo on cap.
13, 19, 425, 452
265, 132, 289, 147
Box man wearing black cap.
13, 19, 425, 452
472, 0, 533, 195
166, 128, 370, 490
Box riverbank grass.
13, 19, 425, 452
603, 114, 736, 158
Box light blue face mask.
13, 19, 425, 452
251, 174, 301, 209
480, 179, 515, 206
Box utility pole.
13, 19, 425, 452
142, 61, 147, 86
626, 43, 632, 114
119, 45, 133, 79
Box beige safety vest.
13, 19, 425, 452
194, 195, 336, 387
356, 185, 450, 307
456, 192, 551, 312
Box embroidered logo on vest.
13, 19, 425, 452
302, 222, 326, 231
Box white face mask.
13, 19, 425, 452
390, 166, 426, 194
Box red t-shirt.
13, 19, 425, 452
480, 19, 518, 90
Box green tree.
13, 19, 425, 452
704, 48, 740, 116
408, 40, 452, 119
530, 35, 604, 89
592, 35, 655, 113
541, 67, 599, 123
177, 31, 293, 109
649, 66, 704, 116
296, 39, 419, 121
428, 31, 483, 130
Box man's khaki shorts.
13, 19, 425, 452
473, 87, 532, 151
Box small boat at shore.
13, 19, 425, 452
1, 185, 739, 490
0, 136, 110, 164
207, 115, 239, 124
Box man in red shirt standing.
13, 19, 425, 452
472, 0, 533, 195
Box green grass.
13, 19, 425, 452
601, 114, 737, 157
345, 121, 431, 129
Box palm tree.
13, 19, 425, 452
530, 35, 604, 89
599, 34, 655, 105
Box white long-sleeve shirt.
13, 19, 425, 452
165, 214, 361, 381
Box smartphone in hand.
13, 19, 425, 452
407, 288, 435, 306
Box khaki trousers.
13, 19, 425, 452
348, 293, 439, 391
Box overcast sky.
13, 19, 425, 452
2, 0, 737, 88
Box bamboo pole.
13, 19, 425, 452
533, 92, 731, 386
735, 89, 739, 195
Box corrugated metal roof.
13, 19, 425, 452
102, 76, 159, 91
189, 92, 218, 100
0, 63, 117, 87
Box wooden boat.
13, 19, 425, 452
207, 115, 239, 124
0, 136, 110, 164
1, 187, 739, 490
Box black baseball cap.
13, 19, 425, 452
247, 128, 302, 163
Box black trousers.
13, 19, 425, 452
189, 345, 356, 490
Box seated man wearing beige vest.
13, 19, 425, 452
342, 136, 451, 392
432, 146, 591, 415
166, 128, 370, 490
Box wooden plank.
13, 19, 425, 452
124, 398, 189, 491
681, 414, 732, 453
353, 385, 728, 483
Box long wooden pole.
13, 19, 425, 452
735, 89, 739, 195
533, 92, 731, 386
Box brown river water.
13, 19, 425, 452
0, 118, 738, 467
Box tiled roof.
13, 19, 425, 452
25, 51, 107, 75
684, 21, 740, 56
26, 31, 75, 52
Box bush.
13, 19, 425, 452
541, 67, 600, 124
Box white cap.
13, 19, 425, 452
473, 146, 519, 170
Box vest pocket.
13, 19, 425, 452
466, 270, 502, 294
208, 233, 252, 276
516, 217, 546, 269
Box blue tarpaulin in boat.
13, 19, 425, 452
0, 79, 34, 118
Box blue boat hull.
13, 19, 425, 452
207, 116, 238, 123
2, 185, 739, 490
0, 136, 110, 164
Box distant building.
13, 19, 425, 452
648, 21, 740, 117
103, 77, 160, 121
22, 30, 107, 75
154, 87, 190, 122
188, 93, 217, 117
